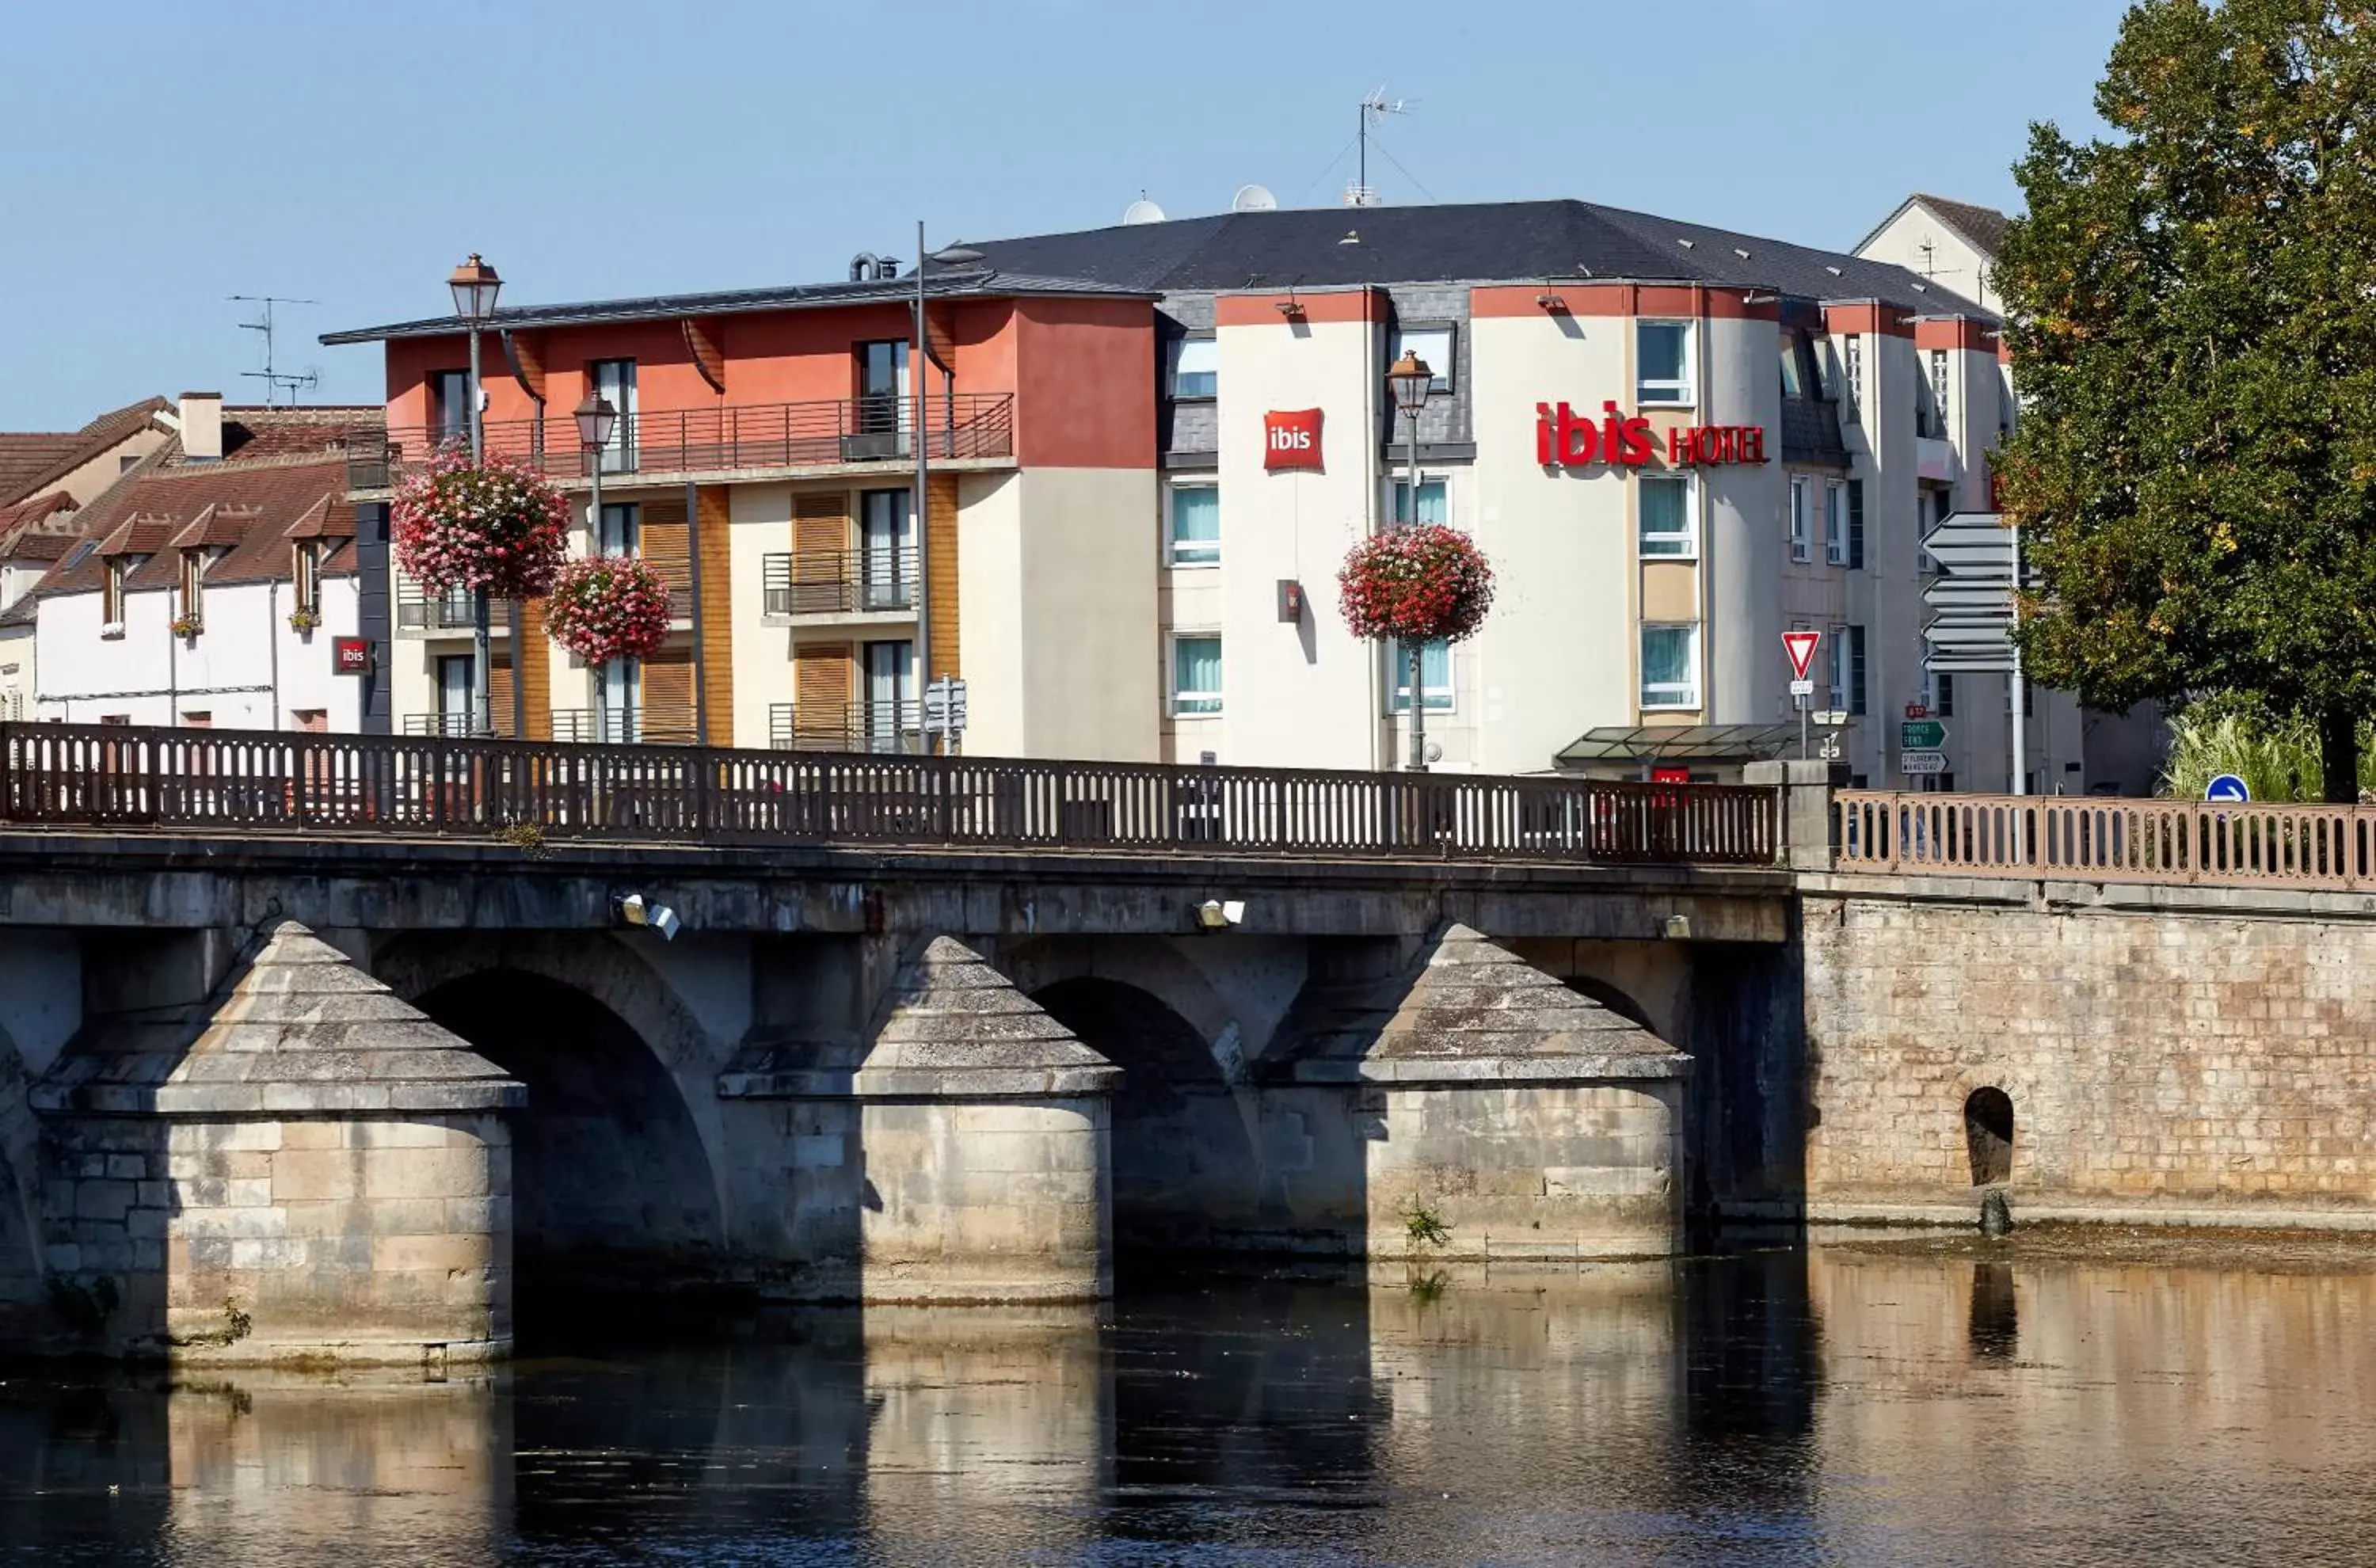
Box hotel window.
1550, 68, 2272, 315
1385, 637, 1453, 713
436, 654, 474, 736
1638, 472, 1696, 558
290, 709, 328, 733
1788, 477, 1812, 562
1779, 333, 1807, 398
1845, 336, 1864, 418
1640, 623, 1699, 710
1636, 321, 1694, 405
859, 488, 916, 608
1169, 336, 1218, 400
597, 656, 642, 744
291, 539, 320, 613
1826, 624, 1868, 715
590, 359, 638, 470
1824, 482, 1849, 565
1168, 483, 1220, 566
1388, 477, 1449, 527
595, 500, 640, 558
1930, 348, 1951, 432
1171, 634, 1222, 716
101, 558, 128, 626
1392, 325, 1455, 393
429, 370, 470, 448
1846, 479, 1866, 569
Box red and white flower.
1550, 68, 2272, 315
1338, 524, 1496, 644
543, 556, 674, 666
390, 443, 570, 599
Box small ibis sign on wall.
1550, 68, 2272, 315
1263, 409, 1323, 471
332, 637, 371, 676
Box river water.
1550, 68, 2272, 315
7, 1239, 2376, 1566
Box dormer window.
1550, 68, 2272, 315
101, 558, 128, 626
179, 549, 205, 624
291, 539, 321, 613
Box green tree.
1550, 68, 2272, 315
1995, 0, 2376, 801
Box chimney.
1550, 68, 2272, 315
181, 392, 223, 462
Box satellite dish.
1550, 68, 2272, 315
1121, 198, 1167, 226
1232, 184, 1279, 213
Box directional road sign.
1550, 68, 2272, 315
1899, 751, 1949, 775
1901, 719, 1948, 750
2206, 773, 2250, 803
1920, 512, 2020, 577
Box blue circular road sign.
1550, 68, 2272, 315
2206, 774, 2250, 802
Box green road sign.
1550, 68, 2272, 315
1901, 719, 1948, 750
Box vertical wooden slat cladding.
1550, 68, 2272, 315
516, 599, 550, 740
487, 646, 516, 738
927, 473, 959, 682
695, 485, 734, 746
642, 645, 697, 743
642, 489, 691, 569
794, 489, 848, 553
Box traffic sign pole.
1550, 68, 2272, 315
1781, 632, 1822, 763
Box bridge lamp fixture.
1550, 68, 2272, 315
1195, 899, 1246, 932
613, 891, 681, 942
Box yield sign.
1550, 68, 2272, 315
1781, 630, 1822, 681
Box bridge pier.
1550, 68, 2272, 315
30, 923, 522, 1363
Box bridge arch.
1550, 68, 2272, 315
1028, 975, 1261, 1253
0, 1027, 41, 1334
375, 934, 729, 1297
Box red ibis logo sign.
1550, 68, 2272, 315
1264, 409, 1323, 471
1536, 402, 1766, 467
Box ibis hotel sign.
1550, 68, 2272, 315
1263, 408, 1324, 471
1535, 402, 1766, 468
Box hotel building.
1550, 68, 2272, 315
324, 198, 2149, 794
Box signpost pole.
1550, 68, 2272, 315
1799, 696, 1809, 761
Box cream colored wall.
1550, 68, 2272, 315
729, 481, 795, 746
0, 622, 31, 721
1700, 314, 1787, 726
1215, 304, 1382, 770
1856, 204, 1999, 313
1009, 466, 1159, 761
37, 426, 168, 508
1465, 310, 1633, 774
956, 470, 1026, 758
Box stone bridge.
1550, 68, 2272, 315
8, 725, 2376, 1365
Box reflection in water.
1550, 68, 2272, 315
8, 1246, 2376, 1563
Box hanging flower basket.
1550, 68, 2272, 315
544, 556, 674, 666
169, 612, 203, 639
390, 443, 570, 599
1337, 524, 1496, 644
287, 605, 322, 634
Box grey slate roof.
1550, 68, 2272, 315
949, 200, 1990, 317
321, 269, 1152, 345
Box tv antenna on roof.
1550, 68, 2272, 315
1347, 86, 1413, 207
230, 295, 321, 406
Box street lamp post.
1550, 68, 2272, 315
447, 253, 502, 736
575, 391, 619, 745
1386, 349, 1436, 772
911, 225, 982, 753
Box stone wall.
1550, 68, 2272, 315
1803, 878, 2376, 1220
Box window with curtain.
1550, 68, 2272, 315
1639, 473, 1694, 558
1637, 322, 1694, 405
1385, 637, 1452, 712
1171, 635, 1222, 715
1171, 337, 1218, 399
1640, 624, 1698, 709
1389, 478, 1448, 527
1392, 325, 1454, 392
1169, 485, 1220, 565
1788, 477, 1812, 561
596, 501, 639, 558
1825, 482, 1849, 565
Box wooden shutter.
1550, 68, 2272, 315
642, 645, 696, 743
794, 489, 848, 552
488, 647, 516, 737
642, 490, 691, 586
794, 641, 854, 748
926, 473, 960, 683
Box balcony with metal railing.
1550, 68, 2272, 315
549, 708, 700, 746
352, 394, 1015, 494
394, 580, 483, 635
767, 700, 925, 755
761, 546, 919, 619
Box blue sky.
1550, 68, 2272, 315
0, 0, 2125, 428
